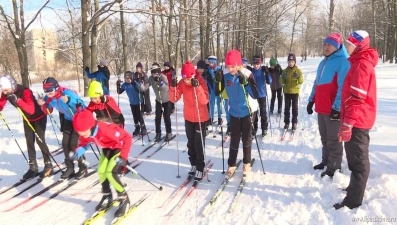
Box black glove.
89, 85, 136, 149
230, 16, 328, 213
261, 66, 269, 74
191, 78, 199, 87
116, 157, 128, 167
215, 70, 223, 82
171, 78, 178, 87
293, 71, 299, 78
307, 102, 314, 115
153, 76, 160, 82
329, 108, 340, 121
84, 66, 89, 72
100, 96, 107, 103
238, 71, 248, 85
6, 94, 18, 105
170, 66, 175, 71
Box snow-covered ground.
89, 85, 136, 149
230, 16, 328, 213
0, 57, 396, 225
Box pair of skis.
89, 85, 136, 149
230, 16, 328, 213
280, 128, 296, 141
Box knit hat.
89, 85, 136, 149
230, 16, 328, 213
196, 60, 207, 69
207, 55, 217, 64
136, 62, 143, 68
324, 32, 342, 49
181, 61, 196, 79
124, 71, 133, 79
99, 59, 107, 67
163, 62, 172, 68
0, 75, 17, 92
269, 57, 277, 67
252, 55, 262, 65
347, 30, 369, 47
287, 53, 296, 62
88, 81, 104, 98
42, 77, 59, 93
225, 50, 242, 66
151, 62, 161, 74
73, 109, 96, 132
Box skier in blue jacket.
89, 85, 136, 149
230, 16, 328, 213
37, 77, 87, 180
85, 59, 111, 95
247, 55, 272, 137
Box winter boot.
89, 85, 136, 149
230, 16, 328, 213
226, 166, 237, 178
132, 124, 140, 136
75, 160, 88, 180
153, 133, 162, 143
164, 133, 173, 142
95, 192, 113, 211
313, 162, 326, 170
226, 124, 231, 136
188, 165, 196, 176
114, 192, 130, 218
140, 125, 147, 136
194, 170, 203, 182
252, 128, 257, 136
243, 163, 251, 176
262, 129, 268, 137
22, 161, 39, 180
218, 118, 223, 126
61, 167, 75, 180
283, 123, 289, 130
39, 162, 53, 179
292, 123, 297, 131
321, 170, 334, 178
270, 107, 274, 115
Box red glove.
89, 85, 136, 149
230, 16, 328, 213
338, 124, 353, 142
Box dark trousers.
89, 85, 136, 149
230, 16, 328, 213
155, 101, 172, 134
228, 115, 252, 166
130, 104, 144, 125
143, 89, 152, 113
62, 120, 84, 169
318, 114, 343, 172
252, 111, 258, 131
24, 116, 51, 165
270, 88, 283, 113
255, 97, 268, 131
284, 93, 299, 124
100, 148, 124, 194
343, 128, 370, 208
185, 120, 206, 171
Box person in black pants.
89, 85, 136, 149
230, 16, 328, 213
268, 57, 283, 115
135, 62, 152, 115
0, 75, 53, 180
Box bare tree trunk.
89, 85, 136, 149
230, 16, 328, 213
175, 10, 182, 69
151, 0, 158, 62
81, 0, 91, 95
372, 0, 377, 48
216, 0, 221, 60
199, 0, 205, 59
120, 2, 128, 72
205, 0, 211, 56
91, 0, 99, 70
159, 0, 166, 61
329, 0, 335, 33
66, 0, 81, 92
183, 0, 189, 59
168, 0, 174, 65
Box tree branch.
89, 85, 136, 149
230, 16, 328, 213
25, 0, 51, 31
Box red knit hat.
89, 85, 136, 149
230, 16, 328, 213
73, 109, 96, 132
225, 50, 242, 66
181, 60, 196, 79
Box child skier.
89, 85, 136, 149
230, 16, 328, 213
268, 57, 283, 115
87, 81, 125, 127
246, 55, 272, 137
38, 77, 87, 180
140, 62, 172, 142
280, 53, 304, 130
71, 109, 132, 217
117, 71, 147, 136
241, 60, 259, 138
0, 75, 53, 180
215, 50, 258, 176
162, 61, 176, 113
134, 62, 152, 116
169, 61, 209, 181
84, 59, 111, 95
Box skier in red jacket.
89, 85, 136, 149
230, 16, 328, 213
169, 61, 209, 182
334, 30, 378, 210
71, 109, 132, 217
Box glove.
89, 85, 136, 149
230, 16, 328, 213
153, 76, 160, 82
214, 70, 223, 82
60, 95, 69, 103
6, 94, 18, 105
293, 71, 299, 78
116, 157, 127, 167
238, 71, 248, 85
70, 146, 87, 161
171, 78, 178, 87
330, 109, 340, 121
159, 81, 165, 87
261, 66, 269, 73
116, 79, 122, 85
191, 78, 199, 87
338, 124, 352, 142
100, 95, 107, 103
170, 66, 175, 71
307, 102, 314, 115
84, 66, 89, 72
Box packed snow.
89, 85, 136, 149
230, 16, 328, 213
0, 57, 396, 225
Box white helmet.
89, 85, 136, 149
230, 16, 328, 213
0, 74, 17, 92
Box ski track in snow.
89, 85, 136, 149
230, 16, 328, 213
0, 57, 397, 225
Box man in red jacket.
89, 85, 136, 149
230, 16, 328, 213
0, 75, 53, 180
334, 30, 378, 210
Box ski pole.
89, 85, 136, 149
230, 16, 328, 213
15, 107, 63, 172
174, 75, 181, 178
220, 97, 225, 174
122, 161, 163, 191
47, 111, 61, 145
0, 112, 28, 162
193, 86, 210, 182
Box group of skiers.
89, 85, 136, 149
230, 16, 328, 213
0, 29, 377, 214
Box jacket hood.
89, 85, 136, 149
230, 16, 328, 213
349, 47, 379, 67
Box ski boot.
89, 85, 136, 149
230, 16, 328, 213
132, 124, 140, 136
226, 124, 231, 136
140, 125, 147, 136
218, 118, 223, 126
292, 123, 297, 131
95, 192, 113, 211
243, 163, 251, 176
39, 162, 53, 179
114, 192, 130, 218
262, 129, 268, 137
188, 165, 196, 176
153, 133, 161, 142
284, 123, 290, 130
75, 158, 88, 180
226, 166, 237, 178
194, 170, 203, 182
321, 170, 334, 178
22, 160, 39, 181
164, 133, 173, 142
60, 160, 75, 180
